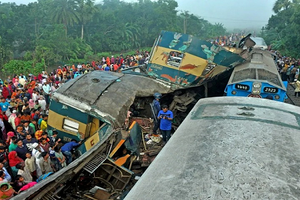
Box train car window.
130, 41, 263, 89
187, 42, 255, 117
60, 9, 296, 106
167, 51, 184, 68
63, 118, 79, 133
232, 68, 256, 82
257, 69, 282, 87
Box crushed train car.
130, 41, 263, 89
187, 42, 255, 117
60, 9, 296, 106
47, 71, 171, 153
13, 32, 255, 199
146, 30, 246, 87
12, 71, 172, 200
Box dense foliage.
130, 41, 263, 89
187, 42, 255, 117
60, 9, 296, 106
264, 0, 300, 57
0, 0, 227, 75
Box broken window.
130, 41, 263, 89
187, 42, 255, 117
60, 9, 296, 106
167, 51, 184, 68
63, 118, 79, 133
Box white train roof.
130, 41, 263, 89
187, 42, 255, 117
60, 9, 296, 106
125, 97, 300, 200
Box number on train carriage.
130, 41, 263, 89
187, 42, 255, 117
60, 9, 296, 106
263, 87, 278, 93
235, 84, 250, 91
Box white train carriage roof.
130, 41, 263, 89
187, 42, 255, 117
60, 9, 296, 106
228, 50, 285, 90
51, 71, 172, 128
125, 97, 300, 200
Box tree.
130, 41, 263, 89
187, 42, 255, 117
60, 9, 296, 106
75, 0, 97, 40
266, 1, 300, 57
0, 0, 233, 72
273, 0, 292, 13
51, 0, 79, 36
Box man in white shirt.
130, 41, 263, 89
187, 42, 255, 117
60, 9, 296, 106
42, 82, 51, 105
32, 90, 40, 102
77, 63, 82, 71
38, 96, 47, 112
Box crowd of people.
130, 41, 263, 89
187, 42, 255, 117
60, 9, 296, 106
276, 52, 300, 96
0, 51, 150, 198
211, 32, 248, 46
1, 43, 298, 198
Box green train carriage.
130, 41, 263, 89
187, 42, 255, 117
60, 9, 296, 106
47, 71, 172, 155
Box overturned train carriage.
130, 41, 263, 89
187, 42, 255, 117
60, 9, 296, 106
48, 71, 172, 153
125, 97, 300, 200
147, 31, 245, 86
13, 71, 172, 200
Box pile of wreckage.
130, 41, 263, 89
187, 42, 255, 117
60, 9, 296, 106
76, 118, 165, 200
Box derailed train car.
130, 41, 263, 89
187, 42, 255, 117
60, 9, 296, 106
147, 31, 245, 86
12, 71, 172, 199
47, 71, 172, 154
125, 97, 300, 200
13, 32, 256, 199
225, 49, 287, 101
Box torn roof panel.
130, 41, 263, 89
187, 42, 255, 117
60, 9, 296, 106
53, 71, 172, 127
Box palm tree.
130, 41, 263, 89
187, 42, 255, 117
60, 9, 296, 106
122, 23, 141, 48
75, 0, 98, 40
272, 0, 297, 13
51, 0, 79, 36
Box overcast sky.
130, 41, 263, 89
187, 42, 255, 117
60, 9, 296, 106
1, 0, 276, 30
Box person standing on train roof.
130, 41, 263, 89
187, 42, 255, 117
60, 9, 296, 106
157, 105, 173, 144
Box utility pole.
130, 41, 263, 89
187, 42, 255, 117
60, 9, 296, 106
182, 11, 189, 34
183, 15, 187, 34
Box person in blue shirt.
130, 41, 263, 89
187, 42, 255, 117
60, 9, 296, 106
157, 105, 173, 143
104, 65, 111, 71
61, 139, 81, 165
0, 97, 10, 112
152, 93, 161, 135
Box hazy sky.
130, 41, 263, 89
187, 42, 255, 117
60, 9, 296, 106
1, 0, 276, 30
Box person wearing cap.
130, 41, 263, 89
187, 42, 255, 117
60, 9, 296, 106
152, 93, 162, 136
32, 143, 43, 177
8, 110, 17, 130
23, 121, 34, 137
